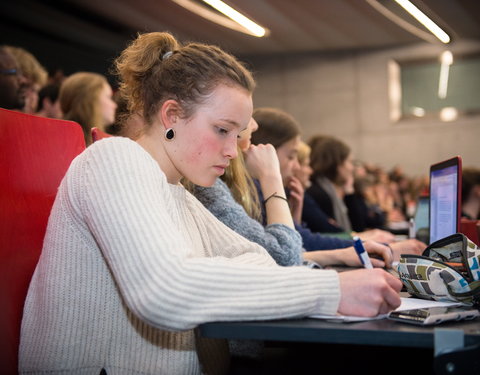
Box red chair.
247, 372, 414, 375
0, 108, 86, 374
91, 127, 112, 142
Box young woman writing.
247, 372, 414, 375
20, 32, 402, 375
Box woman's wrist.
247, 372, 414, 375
264, 192, 288, 205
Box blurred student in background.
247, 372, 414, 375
308, 135, 400, 236
59, 72, 117, 145
296, 140, 353, 234
5, 46, 48, 114
0, 46, 27, 110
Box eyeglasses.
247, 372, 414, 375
0, 68, 21, 76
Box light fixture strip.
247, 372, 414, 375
438, 51, 453, 99
201, 0, 266, 37
394, 0, 450, 43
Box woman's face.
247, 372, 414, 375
168, 83, 253, 187
237, 117, 259, 151
337, 153, 354, 185
98, 83, 117, 127
295, 155, 313, 189
276, 135, 301, 186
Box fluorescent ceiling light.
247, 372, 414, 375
171, 0, 268, 38
201, 0, 266, 37
438, 51, 453, 99
394, 0, 450, 43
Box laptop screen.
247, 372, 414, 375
429, 156, 462, 244
414, 195, 429, 242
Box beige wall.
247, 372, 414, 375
249, 40, 480, 177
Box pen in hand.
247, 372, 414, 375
353, 236, 373, 269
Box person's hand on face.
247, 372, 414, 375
238, 118, 258, 152
286, 176, 304, 224
243, 143, 281, 181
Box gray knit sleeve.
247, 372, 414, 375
192, 180, 303, 266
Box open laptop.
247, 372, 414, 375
429, 156, 462, 244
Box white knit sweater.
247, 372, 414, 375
19, 137, 340, 374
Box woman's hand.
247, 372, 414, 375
245, 144, 295, 228
389, 239, 426, 262
243, 144, 281, 182
302, 241, 393, 268
286, 176, 304, 224
338, 268, 402, 316
338, 240, 393, 268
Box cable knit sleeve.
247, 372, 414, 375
69, 138, 340, 330
192, 180, 303, 266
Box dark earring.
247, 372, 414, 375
164, 128, 175, 141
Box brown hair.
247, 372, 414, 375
59, 72, 109, 145
308, 135, 351, 184
251, 107, 301, 148
114, 31, 255, 127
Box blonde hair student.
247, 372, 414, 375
60, 71, 117, 145
20, 32, 402, 375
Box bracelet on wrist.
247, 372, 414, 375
264, 192, 288, 205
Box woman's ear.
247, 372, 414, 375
159, 99, 181, 130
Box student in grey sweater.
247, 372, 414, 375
193, 177, 303, 266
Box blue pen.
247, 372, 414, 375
353, 236, 373, 269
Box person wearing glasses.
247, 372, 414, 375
4, 46, 48, 114
0, 46, 27, 110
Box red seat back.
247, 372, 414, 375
91, 127, 112, 142
0, 108, 86, 373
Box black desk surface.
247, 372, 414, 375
199, 316, 480, 349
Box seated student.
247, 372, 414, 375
251, 109, 355, 251
353, 161, 389, 229
296, 140, 391, 243
295, 140, 341, 232
5, 45, 48, 114
19, 31, 403, 375
59, 71, 117, 145
0, 46, 27, 110
191, 118, 393, 268
462, 167, 480, 220
251, 107, 425, 259
308, 134, 397, 235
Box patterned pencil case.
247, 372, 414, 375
398, 233, 480, 306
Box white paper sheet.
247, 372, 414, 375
309, 297, 462, 322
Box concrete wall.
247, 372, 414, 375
249, 40, 480, 177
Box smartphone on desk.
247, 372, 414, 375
388, 306, 480, 325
